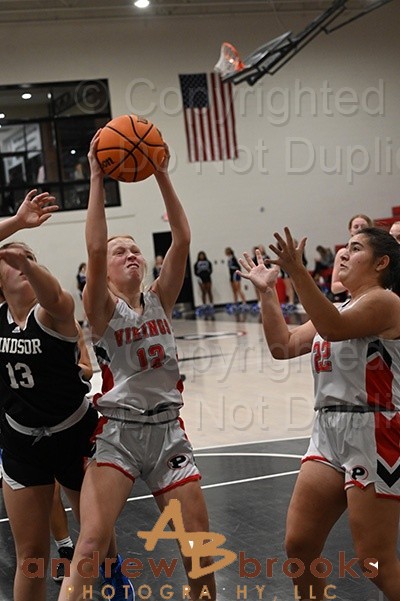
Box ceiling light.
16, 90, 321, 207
134, 0, 150, 8
0, 113, 5, 119
21, 93, 32, 100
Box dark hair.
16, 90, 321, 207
197, 251, 207, 260
360, 227, 400, 294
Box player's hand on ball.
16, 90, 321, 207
154, 143, 170, 177
88, 129, 104, 178
239, 250, 280, 293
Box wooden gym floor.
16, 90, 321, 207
0, 308, 389, 600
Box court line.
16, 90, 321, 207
196, 452, 303, 458
0, 452, 300, 523
178, 353, 226, 363
176, 331, 246, 341
195, 435, 309, 451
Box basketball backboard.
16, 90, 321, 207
216, 0, 393, 86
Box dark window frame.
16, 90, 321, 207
0, 79, 120, 216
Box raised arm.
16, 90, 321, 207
151, 147, 191, 316
269, 228, 400, 341
239, 250, 316, 359
0, 189, 58, 243
83, 130, 115, 336
0, 248, 76, 336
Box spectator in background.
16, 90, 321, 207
331, 214, 373, 296
152, 254, 164, 280
76, 262, 87, 298
76, 262, 88, 327
194, 251, 213, 306
314, 245, 334, 273
225, 247, 246, 305
390, 221, 400, 244
313, 245, 334, 292
279, 239, 307, 308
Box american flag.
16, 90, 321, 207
179, 73, 238, 162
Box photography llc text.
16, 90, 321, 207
24, 497, 378, 600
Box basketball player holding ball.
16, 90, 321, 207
95, 114, 166, 183
59, 130, 216, 601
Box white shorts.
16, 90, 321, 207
303, 409, 400, 499
92, 417, 201, 495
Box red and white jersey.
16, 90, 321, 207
93, 291, 184, 423
312, 331, 400, 410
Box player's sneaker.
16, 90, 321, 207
53, 545, 74, 582
100, 554, 135, 601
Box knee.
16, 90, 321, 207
16, 542, 49, 565
76, 532, 111, 562
285, 530, 322, 560
15, 543, 50, 581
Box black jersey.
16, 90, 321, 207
0, 303, 91, 428
227, 255, 240, 277
194, 259, 212, 282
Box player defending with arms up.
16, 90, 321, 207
0, 190, 99, 601
59, 131, 216, 601
240, 227, 400, 601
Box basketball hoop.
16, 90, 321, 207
214, 42, 244, 77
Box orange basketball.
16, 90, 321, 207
96, 115, 165, 182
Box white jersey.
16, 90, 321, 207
93, 291, 184, 424
311, 332, 400, 410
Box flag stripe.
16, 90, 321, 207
218, 74, 230, 160
227, 80, 238, 157
210, 74, 223, 161
182, 110, 192, 162
179, 73, 238, 163
199, 110, 207, 161
205, 106, 215, 161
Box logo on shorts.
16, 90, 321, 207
351, 465, 368, 481
168, 454, 190, 469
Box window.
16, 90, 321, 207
0, 80, 120, 216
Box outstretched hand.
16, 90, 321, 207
239, 249, 280, 292
269, 227, 307, 275
16, 189, 58, 228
